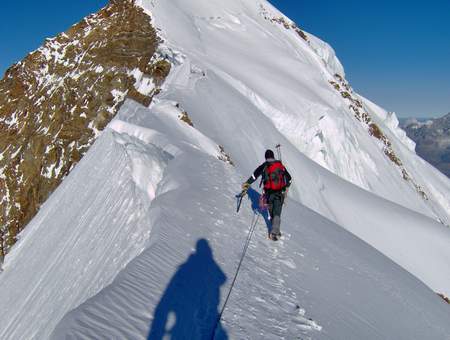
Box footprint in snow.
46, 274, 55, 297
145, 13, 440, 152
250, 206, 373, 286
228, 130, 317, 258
278, 257, 296, 269
290, 305, 322, 333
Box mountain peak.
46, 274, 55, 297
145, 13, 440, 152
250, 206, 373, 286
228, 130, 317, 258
1, 1, 450, 339
0, 0, 170, 257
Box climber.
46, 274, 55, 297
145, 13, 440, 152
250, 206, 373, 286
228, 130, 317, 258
242, 149, 292, 241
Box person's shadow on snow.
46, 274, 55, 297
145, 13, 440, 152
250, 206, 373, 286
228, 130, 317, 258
247, 188, 271, 234
147, 239, 228, 340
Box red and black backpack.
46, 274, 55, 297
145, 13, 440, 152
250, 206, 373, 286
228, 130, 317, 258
263, 161, 287, 191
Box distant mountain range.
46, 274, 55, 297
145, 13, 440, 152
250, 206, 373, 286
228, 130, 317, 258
400, 113, 450, 178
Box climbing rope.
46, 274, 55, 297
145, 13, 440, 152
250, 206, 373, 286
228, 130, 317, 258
210, 210, 260, 339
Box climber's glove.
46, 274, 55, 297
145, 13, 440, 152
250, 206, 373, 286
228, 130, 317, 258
242, 182, 250, 192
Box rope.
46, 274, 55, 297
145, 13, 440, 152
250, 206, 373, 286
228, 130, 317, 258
210, 211, 260, 339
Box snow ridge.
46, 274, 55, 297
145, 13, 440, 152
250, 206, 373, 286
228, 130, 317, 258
49, 102, 450, 340
1, 0, 450, 339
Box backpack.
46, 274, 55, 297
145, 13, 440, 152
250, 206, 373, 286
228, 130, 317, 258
263, 161, 287, 191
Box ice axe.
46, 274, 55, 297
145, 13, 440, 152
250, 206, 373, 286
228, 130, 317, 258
276, 143, 282, 161
235, 190, 247, 213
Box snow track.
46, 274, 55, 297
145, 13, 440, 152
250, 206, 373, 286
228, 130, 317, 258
1, 98, 450, 339
222, 196, 450, 339
50, 131, 450, 339
51, 146, 252, 339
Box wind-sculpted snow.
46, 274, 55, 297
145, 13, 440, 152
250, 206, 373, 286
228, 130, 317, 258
0, 127, 171, 339
307, 33, 345, 77
361, 96, 416, 152
1, 95, 450, 338
49, 100, 450, 339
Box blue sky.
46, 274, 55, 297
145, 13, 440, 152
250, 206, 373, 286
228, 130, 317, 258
1, 1, 449, 117
268, 0, 450, 118
0, 1, 107, 74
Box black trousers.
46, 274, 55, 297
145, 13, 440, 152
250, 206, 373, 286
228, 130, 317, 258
266, 191, 284, 235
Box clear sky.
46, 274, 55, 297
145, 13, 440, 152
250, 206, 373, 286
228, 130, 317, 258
0, 1, 107, 75
1, 1, 449, 118
268, 0, 450, 118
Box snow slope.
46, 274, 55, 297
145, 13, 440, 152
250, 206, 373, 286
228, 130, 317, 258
0, 98, 448, 339
142, 0, 450, 227
137, 0, 450, 293
1, 0, 450, 339
0, 128, 167, 339
50, 108, 450, 339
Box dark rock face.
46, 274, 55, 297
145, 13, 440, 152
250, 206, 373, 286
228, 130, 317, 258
401, 113, 450, 178
0, 0, 169, 258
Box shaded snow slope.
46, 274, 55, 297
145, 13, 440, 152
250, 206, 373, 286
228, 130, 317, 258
48, 104, 450, 340
0, 129, 170, 340
1, 97, 450, 339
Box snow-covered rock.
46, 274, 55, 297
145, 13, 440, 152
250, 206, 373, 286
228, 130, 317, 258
0, 0, 170, 257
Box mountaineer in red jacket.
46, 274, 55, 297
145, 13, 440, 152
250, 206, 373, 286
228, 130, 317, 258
242, 149, 292, 241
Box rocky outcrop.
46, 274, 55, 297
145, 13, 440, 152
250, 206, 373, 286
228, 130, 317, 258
438, 293, 450, 304
259, 4, 308, 42
329, 74, 428, 200
0, 0, 170, 258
